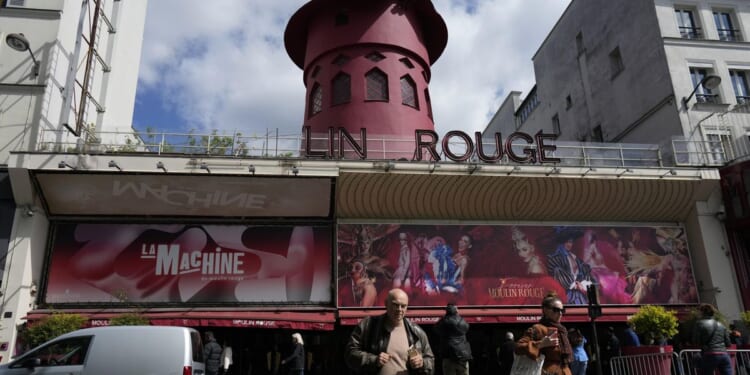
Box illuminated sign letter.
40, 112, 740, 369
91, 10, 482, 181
338, 127, 367, 159
506, 132, 537, 163
302, 126, 328, 158
536, 131, 560, 163
442, 131, 474, 162
413, 130, 441, 161
475, 132, 504, 163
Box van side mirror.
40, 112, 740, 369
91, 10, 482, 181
22, 358, 40, 368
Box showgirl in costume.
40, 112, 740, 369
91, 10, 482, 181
512, 226, 546, 275
450, 234, 472, 288
392, 232, 411, 288
626, 227, 696, 304
581, 231, 631, 304
546, 228, 593, 305
425, 236, 459, 294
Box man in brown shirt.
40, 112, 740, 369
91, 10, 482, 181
345, 288, 435, 374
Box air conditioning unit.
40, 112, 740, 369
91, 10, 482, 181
4, 0, 27, 7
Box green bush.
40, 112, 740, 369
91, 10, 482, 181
22, 313, 87, 348
629, 305, 679, 344
109, 313, 149, 326
741, 311, 750, 328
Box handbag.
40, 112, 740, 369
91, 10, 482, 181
510, 353, 545, 375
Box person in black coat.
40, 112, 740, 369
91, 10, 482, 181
203, 331, 223, 375
281, 333, 305, 375
497, 332, 515, 375
434, 303, 472, 375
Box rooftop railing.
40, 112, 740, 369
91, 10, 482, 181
36, 128, 730, 169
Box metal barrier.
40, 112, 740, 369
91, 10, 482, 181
610, 349, 750, 375
609, 351, 680, 375
677, 349, 750, 375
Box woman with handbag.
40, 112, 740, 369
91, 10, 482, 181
515, 292, 573, 375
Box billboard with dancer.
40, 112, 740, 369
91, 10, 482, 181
337, 224, 698, 307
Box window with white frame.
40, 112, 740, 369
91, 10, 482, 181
689, 67, 720, 104
730, 70, 749, 105
675, 7, 702, 39
713, 10, 741, 42
702, 126, 733, 163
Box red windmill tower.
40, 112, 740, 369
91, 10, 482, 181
285, 0, 447, 159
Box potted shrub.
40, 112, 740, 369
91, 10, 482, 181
109, 313, 150, 326
21, 313, 87, 349
624, 305, 679, 375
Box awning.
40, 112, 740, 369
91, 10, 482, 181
24, 309, 337, 331
338, 307, 641, 325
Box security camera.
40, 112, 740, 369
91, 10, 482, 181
715, 205, 727, 221
24, 206, 34, 217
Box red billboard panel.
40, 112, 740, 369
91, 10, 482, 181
337, 224, 697, 308
46, 223, 332, 304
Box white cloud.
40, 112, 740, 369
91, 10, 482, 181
137, 0, 570, 136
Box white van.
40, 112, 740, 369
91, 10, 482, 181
0, 326, 206, 375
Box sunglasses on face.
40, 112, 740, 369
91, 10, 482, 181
547, 306, 565, 314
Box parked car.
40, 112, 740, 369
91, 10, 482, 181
0, 326, 205, 374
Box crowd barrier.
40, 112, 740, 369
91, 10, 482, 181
610, 349, 750, 375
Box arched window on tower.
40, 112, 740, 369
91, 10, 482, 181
332, 73, 351, 106
424, 88, 432, 119
366, 68, 388, 101
309, 83, 323, 117
400, 75, 418, 109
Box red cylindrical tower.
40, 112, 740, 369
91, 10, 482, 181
285, 0, 447, 159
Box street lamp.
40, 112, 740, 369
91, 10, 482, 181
682, 75, 721, 107
5, 33, 40, 77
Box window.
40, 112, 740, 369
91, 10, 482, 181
576, 32, 584, 55
331, 73, 351, 106
516, 87, 539, 126
552, 114, 561, 135
566, 95, 572, 109
332, 55, 350, 67
335, 12, 348, 26
310, 66, 320, 79
702, 127, 733, 163
366, 52, 385, 63
592, 125, 604, 142
425, 89, 433, 119
11, 336, 92, 368
309, 83, 323, 116
730, 70, 749, 104
714, 11, 740, 42
675, 8, 701, 39
366, 69, 388, 101
399, 58, 414, 69
400, 75, 418, 108
609, 47, 624, 78
690, 68, 720, 104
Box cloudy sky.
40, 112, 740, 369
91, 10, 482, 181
133, 0, 571, 138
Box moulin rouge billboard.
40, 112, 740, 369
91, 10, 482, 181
45, 223, 332, 304
337, 223, 698, 308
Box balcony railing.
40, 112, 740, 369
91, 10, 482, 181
717, 28, 742, 42
695, 93, 720, 104
679, 26, 703, 39
36, 128, 729, 169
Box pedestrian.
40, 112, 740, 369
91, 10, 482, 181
623, 321, 641, 347
729, 324, 745, 346
515, 291, 573, 375
203, 331, 223, 375
497, 332, 515, 375
434, 303, 472, 374
568, 328, 588, 375
692, 303, 731, 375
221, 341, 234, 375
345, 288, 435, 374
281, 333, 305, 375
602, 327, 620, 374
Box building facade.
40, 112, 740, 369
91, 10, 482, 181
0, 0, 744, 372
485, 0, 749, 315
